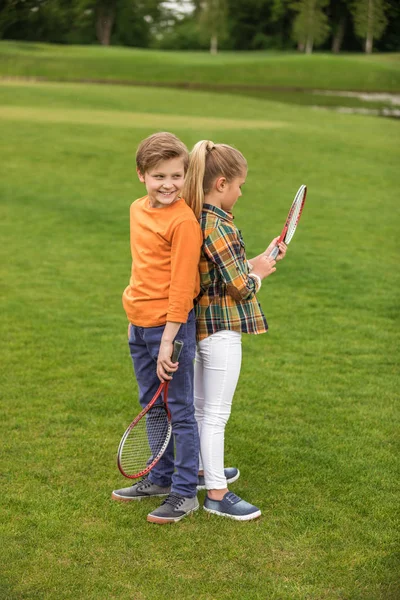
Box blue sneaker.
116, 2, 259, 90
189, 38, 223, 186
203, 491, 261, 521
197, 467, 240, 491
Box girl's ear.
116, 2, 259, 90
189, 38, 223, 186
215, 176, 226, 193
137, 168, 145, 183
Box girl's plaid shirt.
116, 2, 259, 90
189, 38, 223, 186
195, 204, 268, 342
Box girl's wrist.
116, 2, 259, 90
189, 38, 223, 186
248, 273, 262, 291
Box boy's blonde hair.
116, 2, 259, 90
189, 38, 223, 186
183, 140, 247, 219
136, 132, 189, 174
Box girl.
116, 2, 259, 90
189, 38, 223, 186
184, 140, 287, 521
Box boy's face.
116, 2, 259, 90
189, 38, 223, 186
137, 156, 185, 209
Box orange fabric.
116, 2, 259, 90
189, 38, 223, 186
122, 196, 201, 327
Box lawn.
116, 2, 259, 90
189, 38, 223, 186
0, 77, 399, 599
1, 41, 400, 92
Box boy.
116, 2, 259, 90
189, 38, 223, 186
112, 132, 202, 524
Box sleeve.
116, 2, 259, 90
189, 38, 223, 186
167, 219, 202, 323
203, 223, 257, 301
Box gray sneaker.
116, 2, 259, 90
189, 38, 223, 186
197, 467, 240, 491
111, 476, 171, 502
147, 493, 199, 524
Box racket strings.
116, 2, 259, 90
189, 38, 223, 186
286, 197, 304, 243
119, 405, 171, 476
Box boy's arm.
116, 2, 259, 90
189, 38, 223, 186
156, 219, 202, 381
157, 322, 182, 382
167, 219, 202, 322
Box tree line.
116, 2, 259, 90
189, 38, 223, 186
0, 0, 399, 54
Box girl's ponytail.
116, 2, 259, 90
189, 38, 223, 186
184, 139, 247, 219
183, 140, 213, 220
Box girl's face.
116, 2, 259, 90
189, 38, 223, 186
138, 156, 185, 209
220, 171, 247, 213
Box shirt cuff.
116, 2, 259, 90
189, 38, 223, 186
248, 273, 261, 292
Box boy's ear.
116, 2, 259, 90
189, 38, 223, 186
215, 176, 226, 192
136, 168, 145, 183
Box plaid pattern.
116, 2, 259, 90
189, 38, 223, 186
195, 204, 268, 341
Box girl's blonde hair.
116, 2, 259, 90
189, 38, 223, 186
184, 140, 247, 219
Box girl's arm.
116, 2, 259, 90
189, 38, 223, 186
204, 223, 275, 302
248, 237, 287, 269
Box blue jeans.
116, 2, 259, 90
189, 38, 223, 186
128, 310, 199, 497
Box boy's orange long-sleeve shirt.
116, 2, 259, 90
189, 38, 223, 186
122, 196, 202, 327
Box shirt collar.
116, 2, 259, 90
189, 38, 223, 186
203, 203, 234, 222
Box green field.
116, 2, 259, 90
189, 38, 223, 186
0, 52, 399, 600
2, 41, 400, 115
1, 41, 400, 91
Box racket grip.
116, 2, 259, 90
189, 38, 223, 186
165, 341, 184, 378
269, 246, 279, 259
171, 340, 184, 363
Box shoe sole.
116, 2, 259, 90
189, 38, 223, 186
196, 469, 241, 491
203, 506, 261, 521
111, 491, 170, 502
147, 504, 200, 524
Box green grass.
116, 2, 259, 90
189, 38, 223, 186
0, 79, 399, 599
1, 40, 400, 92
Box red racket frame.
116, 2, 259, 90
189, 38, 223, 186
270, 185, 307, 259
117, 380, 171, 479
117, 340, 183, 479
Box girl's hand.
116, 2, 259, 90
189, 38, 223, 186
250, 254, 276, 280
275, 241, 287, 261
265, 237, 287, 261
157, 339, 179, 382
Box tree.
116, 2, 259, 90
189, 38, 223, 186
73, 0, 165, 46
0, 0, 75, 43
269, 0, 293, 49
375, 0, 400, 51
351, 0, 388, 53
291, 0, 330, 53
0, 0, 32, 39
87, 0, 118, 46
328, 0, 351, 53
199, 0, 228, 54
113, 0, 164, 47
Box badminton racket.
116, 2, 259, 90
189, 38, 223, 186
269, 185, 307, 259
117, 340, 183, 479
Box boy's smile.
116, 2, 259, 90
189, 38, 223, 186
137, 157, 185, 209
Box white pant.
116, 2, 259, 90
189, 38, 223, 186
194, 330, 242, 489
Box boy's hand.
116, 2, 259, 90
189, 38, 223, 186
157, 338, 180, 382
265, 237, 287, 261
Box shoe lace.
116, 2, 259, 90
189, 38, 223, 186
224, 492, 241, 504
161, 493, 185, 508
137, 476, 151, 491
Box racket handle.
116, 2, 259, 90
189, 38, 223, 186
166, 341, 184, 377
269, 246, 279, 259
171, 340, 184, 363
